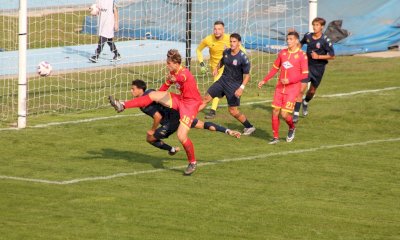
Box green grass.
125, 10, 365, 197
0, 11, 98, 51
1, 10, 400, 239
0, 55, 400, 239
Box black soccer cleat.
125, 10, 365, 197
184, 162, 197, 175
286, 128, 296, 142
111, 53, 121, 62
108, 95, 125, 113
205, 109, 216, 119
268, 137, 280, 145
89, 55, 99, 63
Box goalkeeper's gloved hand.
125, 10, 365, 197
200, 62, 207, 75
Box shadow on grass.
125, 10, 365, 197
85, 148, 185, 173
197, 104, 273, 141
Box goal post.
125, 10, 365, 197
309, 0, 318, 32
185, 0, 192, 70
18, 0, 27, 129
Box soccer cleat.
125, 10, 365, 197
111, 53, 121, 62
108, 95, 125, 113
293, 114, 299, 123
242, 126, 256, 136
286, 128, 296, 142
302, 101, 309, 116
268, 138, 280, 145
205, 109, 216, 119
227, 129, 241, 138
168, 147, 180, 156
89, 55, 99, 63
184, 162, 197, 175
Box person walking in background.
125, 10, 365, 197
89, 0, 121, 63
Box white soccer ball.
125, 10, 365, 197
89, 4, 100, 16
37, 61, 52, 77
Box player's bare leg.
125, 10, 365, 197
146, 132, 180, 156
228, 106, 255, 135
194, 120, 241, 138
198, 93, 213, 112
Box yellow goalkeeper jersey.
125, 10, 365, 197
196, 33, 231, 70
197, 33, 246, 70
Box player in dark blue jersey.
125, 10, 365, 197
199, 33, 256, 136
293, 17, 335, 123
130, 79, 241, 155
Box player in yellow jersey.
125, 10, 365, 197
197, 20, 237, 119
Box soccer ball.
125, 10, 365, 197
89, 4, 100, 16
37, 61, 52, 77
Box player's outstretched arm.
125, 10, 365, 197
196, 40, 208, 75
193, 119, 241, 138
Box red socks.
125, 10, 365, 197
272, 115, 280, 138
182, 138, 196, 163
285, 115, 295, 129
124, 95, 152, 109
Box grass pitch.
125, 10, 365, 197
0, 55, 400, 239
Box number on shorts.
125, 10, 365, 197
285, 101, 294, 110
182, 115, 191, 125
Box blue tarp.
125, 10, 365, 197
319, 0, 400, 54
82, 0, 308, 54
81, 0, 400, 55
5, 0, 400, 55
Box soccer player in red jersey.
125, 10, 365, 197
258, 31, 309, 144
109, 49, 202, 175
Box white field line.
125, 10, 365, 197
1, 138, 399, 185
1, 86, 399, 132
319, 86, 400, 98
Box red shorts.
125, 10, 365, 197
169, 93, 201, 129
271, 83, 301, 113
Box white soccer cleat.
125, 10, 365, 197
242, 127, 256, 136
108, 96, 125, 113
168, 147, 180, 156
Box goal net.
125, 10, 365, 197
0, 0, 309, 126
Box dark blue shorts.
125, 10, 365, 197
153, 111, 180, 139
301, 64, 326, 88
153, 112, 198, 140
207, 80, 241, 107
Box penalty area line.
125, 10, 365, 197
0, 137, 399, 185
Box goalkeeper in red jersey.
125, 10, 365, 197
109, 49, 202, 175
258, 31, 308, 144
